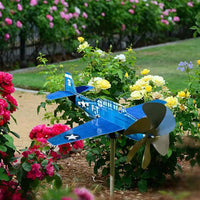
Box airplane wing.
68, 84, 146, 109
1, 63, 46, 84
126, 99, 166, 119
47, 118, 124, 146
47, 91, 74, 100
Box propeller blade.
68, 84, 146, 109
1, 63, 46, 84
142, 140, 151, 169
127, 137, 147, 162
124, 117, 151, 136
142, 103, 166, 129
156, 107, 176, 136
152, 134, 169, 156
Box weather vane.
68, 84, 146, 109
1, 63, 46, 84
46, 72, 175, 199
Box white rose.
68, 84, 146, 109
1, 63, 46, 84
152, 75, 165, 87
114, 54, 126, 62
130, 91, 143, 100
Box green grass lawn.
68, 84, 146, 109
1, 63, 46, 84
12, 38, 200, 92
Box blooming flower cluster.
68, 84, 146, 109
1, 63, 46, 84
129, 69, 166, 101
177, 61, 193, 72
0, 72, 17, 126
0, 180, 25, 200
0, 0, 88, 43
88, 77, 111, 93
29, 123, 84, 156
20, 148, 57, 180
114, 54, 126, 62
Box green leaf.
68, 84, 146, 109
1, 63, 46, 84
3, 134, 13, 143
0, 168, 10, 181
41, 159, 48, 167
5, 141, 16, 150
0, 145, 7, 152
138, 179, 147, 193
22, 162, 32, 172
10, 131, 20, 138
167, 148, 172, 158
53, 173, 62, 189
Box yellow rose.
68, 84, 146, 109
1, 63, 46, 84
141, 69, 150, 75
145, 85, 152, 92
165, 96, 178, 108
77, 41, 89, 52
125, 72, 128, 78
97, 79, 111, 90
177, 90, 190, 98
193, 99, 196, 104
135, 79, 148, 88
141, 75, 153, 82
198, 123, 200, 128
78, 37, 84, 42
129, 84, 142, 92
128, 47, 133, 52
130, 91, 143, 100
177, 91, 186, 98
179, 122, 182, 127
197, 60, 200, 65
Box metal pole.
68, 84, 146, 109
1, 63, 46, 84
110, 136, 116, 200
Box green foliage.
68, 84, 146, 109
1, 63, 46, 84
40, 38, 200, 193
159, 190, 191, 200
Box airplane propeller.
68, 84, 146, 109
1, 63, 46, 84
124, 102, 175, 169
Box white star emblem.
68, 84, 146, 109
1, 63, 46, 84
65, 134, 79, 140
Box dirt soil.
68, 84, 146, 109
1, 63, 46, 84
11, 91, 200, 200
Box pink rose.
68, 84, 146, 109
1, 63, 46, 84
74, 188, 94, 200
17, 3, 23, 11
4, 94, 18, 112
5, 18, 12, 25
62, 198, 73, 200
0, 2, 4, 10
128, 9, 134, 14
121, 24, 126, 31
4, 33, 10, 41
16, 20, 22, 28
3, 72, 13, 84
27, 163, 42, 180
54, 0, 59, 4
173, 16, 180, 22
30, 0, 38, 6
73, 140, 84, 150
187, 2, 193, 7
82, 12, 88, 19
46, 14, 53, 21
46, 162, 54, 177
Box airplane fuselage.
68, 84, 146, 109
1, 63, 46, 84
75, 94, 137, 130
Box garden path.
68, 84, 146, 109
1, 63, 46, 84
10, 89, 56, 149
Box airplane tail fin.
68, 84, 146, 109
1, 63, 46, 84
46, 72, 94, 100
64, 72, 77, 94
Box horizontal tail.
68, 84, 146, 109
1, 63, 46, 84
46, 72, 94, 100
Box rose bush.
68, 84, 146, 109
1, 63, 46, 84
0, 71, 91, 200
40, 38, 200, 192
1, 0, 200, 69
29, 123, 84, 157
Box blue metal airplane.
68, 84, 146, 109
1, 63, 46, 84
46, 72, 175, 167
